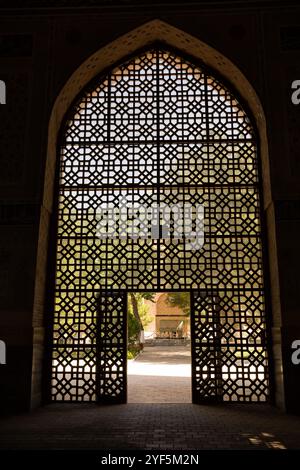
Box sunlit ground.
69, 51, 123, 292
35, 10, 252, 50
127, 345, 192, 403
128, 361, 191, 377
128, 345, 191, 378
243, 432, 287, 449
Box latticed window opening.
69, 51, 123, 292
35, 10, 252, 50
50, 47, 269, 403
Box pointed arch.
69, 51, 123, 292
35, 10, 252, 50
44, 19, 271, 212
31, 20, 283, 409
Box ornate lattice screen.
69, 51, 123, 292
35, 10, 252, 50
50, 47, 269, 403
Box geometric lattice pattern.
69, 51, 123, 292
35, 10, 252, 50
96, 291, 127, 403
51, 47, 269, 403
191, 290, 269, 402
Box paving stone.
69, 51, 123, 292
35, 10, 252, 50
1, 345, 299, 450
128, 345, 192, 403
0, 403, 300, 449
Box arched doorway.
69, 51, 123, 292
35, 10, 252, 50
47, 45, 270, 404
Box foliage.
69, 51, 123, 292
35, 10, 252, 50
127, 292, 155, 344
127, 308, 140, 345
127, 345, 141, 360
139, 292, 156, 302
165, 292, 190, 315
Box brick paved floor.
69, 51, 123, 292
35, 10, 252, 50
0, 403, 300, 450
128, 345, 192, 403
1, 344, 300, 450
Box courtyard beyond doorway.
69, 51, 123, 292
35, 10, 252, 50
128, 344, 192, 403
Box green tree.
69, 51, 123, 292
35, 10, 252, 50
128, 292, 155, 345
165, 292, 190, 315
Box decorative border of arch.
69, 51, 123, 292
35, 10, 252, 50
31, 19, 284, 410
